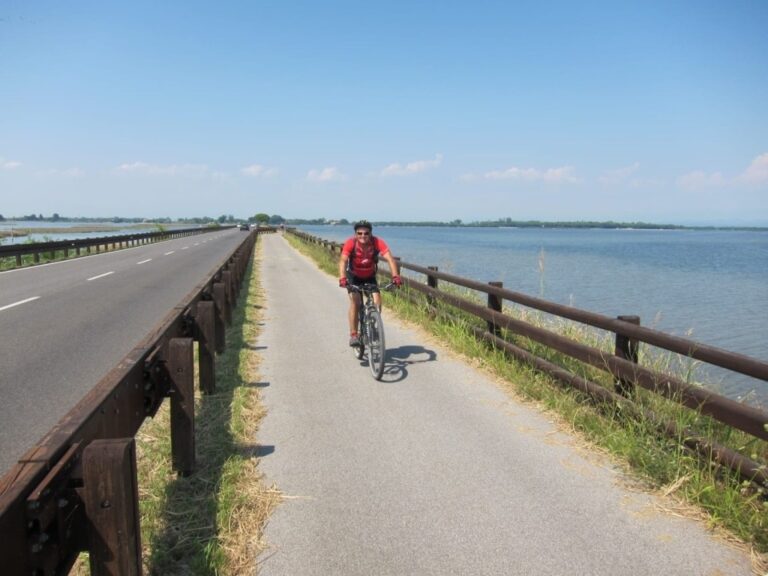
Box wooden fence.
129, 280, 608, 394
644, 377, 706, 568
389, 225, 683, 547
290, 228, 768, 488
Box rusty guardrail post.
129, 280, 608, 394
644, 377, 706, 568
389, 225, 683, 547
169, 338, 195, 475
230, 257, 240, 300
487, 282, 503, 337
213, 282, 227, 352
196, 301, 216, 394
614, 315, 641, 396
235, 254, 244, 298
223, 270, 234, 311
83, 438, 142, 576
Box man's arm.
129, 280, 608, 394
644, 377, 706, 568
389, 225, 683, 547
339, 253, 349, 279
383, 252, 399, 278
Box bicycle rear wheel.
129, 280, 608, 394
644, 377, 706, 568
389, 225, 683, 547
365, 306, 386, 380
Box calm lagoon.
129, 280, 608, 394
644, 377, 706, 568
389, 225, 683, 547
0, 220, 194, 243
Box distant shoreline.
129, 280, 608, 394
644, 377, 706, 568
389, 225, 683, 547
0, 223, 168, 239
292, 220, 768, 232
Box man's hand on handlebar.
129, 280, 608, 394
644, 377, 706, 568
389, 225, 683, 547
343, 280, 398, 292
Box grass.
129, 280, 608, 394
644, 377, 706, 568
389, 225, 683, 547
286, 231, 768, 567
72, 238, 280, 575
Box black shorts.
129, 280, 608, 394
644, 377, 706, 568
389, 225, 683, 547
346, 274, 379, 293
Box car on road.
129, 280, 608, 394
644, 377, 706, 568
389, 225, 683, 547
239, 223, 250, 231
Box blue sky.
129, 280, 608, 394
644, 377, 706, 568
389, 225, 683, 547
1, 1, 766, 224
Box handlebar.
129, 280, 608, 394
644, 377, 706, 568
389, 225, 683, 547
346, 281, 397, 293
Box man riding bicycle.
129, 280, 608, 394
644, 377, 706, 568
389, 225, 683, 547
339, 220, 401, 347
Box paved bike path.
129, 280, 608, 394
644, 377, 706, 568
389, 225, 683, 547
255, 233, 753, 575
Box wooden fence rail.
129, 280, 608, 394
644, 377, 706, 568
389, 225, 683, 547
0, 228, 272, 575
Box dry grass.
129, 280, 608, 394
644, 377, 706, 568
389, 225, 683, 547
71, 237, 281, 575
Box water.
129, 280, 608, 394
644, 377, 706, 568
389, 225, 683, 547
0, 220, 193, 243
300, 225, 768, 406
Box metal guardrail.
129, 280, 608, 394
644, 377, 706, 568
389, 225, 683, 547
0, 225, 235, 268
0, 227, 273, 575
290, 229, 768, 487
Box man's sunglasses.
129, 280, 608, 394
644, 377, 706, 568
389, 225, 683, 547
356, 231, 370, 236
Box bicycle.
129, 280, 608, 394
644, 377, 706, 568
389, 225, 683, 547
348, 281, 395, 380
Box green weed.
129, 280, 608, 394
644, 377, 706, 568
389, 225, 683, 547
288, 230, 768, 558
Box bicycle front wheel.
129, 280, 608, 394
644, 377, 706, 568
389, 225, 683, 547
365, 306, 386, 380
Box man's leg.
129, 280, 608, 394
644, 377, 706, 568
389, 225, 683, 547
348, 293, 361, 333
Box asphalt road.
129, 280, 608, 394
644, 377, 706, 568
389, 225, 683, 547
0, 228, 249, 474
256, 233, 753, 576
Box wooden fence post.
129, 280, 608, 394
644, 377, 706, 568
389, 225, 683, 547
487, 282, 503, 337
614, 315, 641, 396
196, 301, 216, 394
83, 439, 142, 576
169, 337, 195, 475
427, 266, 438, 310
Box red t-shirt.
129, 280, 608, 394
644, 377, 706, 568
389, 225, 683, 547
342, 236, 390, 279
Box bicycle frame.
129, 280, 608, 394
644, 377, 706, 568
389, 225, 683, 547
347, 281, 394, 379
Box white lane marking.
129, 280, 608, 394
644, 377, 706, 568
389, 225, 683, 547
87, 271, 115, 281
164, 251, 175, 256
181, 246, 189, 250
0, 296, 40, 312
137, 258, 152, 265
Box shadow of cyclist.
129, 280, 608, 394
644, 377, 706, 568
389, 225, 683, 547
379, 345, 438, 383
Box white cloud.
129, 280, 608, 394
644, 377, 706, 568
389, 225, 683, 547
44, 167, 85, 178
599, 162, 640, 186
381, 153, 443, 177
738, 152, 768, 185
1, 158, 22, 170
307, 167, 347, 182
677, 170, 727, 190
482, 165, 578, 183
240, 164, 278, 178
677, 153, 768, 190
116, 162, 209, 177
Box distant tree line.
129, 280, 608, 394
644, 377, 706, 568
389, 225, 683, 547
289, 218, 691, 229
1, 213, 176, 224
284, 217, 349, 225
244, 213, 285, 225
369, 219, 768, 231
464, 219, 688, 230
